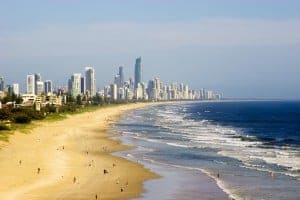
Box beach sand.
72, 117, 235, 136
0, 103, 158, 200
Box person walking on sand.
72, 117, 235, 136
73, 176, 77, 183
271, 172, 275, 179
37, 168, 40, 174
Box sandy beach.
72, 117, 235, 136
0, 103, 158, 200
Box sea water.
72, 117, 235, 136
113, 101, 300, 200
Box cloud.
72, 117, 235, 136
1, 18, 300, 59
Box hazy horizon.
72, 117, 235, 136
1, 1, 300, 99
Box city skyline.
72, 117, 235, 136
0, 56, 221, 106
1, 1, 300, 99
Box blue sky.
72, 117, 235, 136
1, 0, 300, 98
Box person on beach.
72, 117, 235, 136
217, 170, 220, 178
271, 172, 275, 179
19, 160, 22, 165
37, 168, 40, 174
73, 176, 76, 183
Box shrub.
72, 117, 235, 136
14, 114, 31, 124
44, 104, 57, 113
27, 110, 45, 120
0, 108, 11, 120
0, 123, 10, 130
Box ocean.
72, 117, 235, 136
113, 101, 300, 200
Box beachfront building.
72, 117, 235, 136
135, 83, 144, 100
36, 81, 44, 95
22, 94, 37, 106
44, 80, 53, 94
27, 74, 35, 94
34, 73, 42, 95
80, 76, 85, 94
85, 66, 96, 97
110, 84, 118, 100
12, 83, 20, 96
0, 76, 4, 91
68, 73, 82, 98
118, 66, 125, 88
134, 57, 142, 89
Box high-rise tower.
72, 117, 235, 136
85, 66, 96, 96
44, 80, 53, 94
34, 73, 41, 95
134, 57, 142, 89
118, 66, 124, 88
69, 73, 81, 97
0, 76, 4, 91
27, 74, 35, 94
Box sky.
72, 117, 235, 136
0, 0, 300, 99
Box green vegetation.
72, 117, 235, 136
0, 123, 10, 131
0, 93, 23, 104
0, 93, 137, 142
14, 113, 32, 124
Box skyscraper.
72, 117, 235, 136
36, 81, 44, 95
134, 57, 142, 89
69, 73, 82, 97
12, 83, 20, 96
110, 84, 118, 100
27, 74, 35, 94
114, 74, 120, 87
34, 73, 42, 95
80, 76, 85, 94
85, 67, 96, 97
0, 76, 4, 91
118, 66, 124, 88
44, 80, 53, 94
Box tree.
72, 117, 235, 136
66, 95, 75, 103
0, 108, 11, 121
76, 95, 82, 105
15, 96, 23, 104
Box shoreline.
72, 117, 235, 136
0, 103, 158, 199
113, 104, 231, 200
0, 101, 231, 200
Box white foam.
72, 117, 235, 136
166, 142, 189, 148
153, 107, 300, 179
142, 157, 241, 200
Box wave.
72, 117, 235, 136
166, 142, 190, 148
151, 107, 300, 179
117, 103, 300, 200
141, 157, 241, 200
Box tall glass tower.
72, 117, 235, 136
0, 76, 4, 91
85, 66, 96, 97
34, 73, 41, 95
118, 66, 124, 88
134, 57, 142, 89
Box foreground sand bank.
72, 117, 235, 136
0, 103, 158, 200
